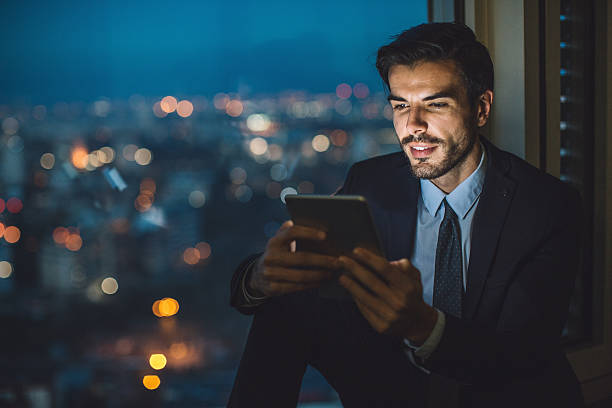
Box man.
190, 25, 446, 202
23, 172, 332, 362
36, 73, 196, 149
228, 23, 584, 407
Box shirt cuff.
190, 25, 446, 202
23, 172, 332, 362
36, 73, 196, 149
402, 309, 446, 372
241, 257, 269, 306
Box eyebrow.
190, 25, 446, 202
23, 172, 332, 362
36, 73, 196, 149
387, 90, 457, 102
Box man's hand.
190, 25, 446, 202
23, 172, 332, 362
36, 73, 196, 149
248, 220, 341, 297
338, 248, 438, 345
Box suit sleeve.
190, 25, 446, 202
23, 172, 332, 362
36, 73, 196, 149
229, 165, 358, 315
423, 189, 582, 385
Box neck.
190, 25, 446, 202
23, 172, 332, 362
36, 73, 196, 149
430, 136, 482, 194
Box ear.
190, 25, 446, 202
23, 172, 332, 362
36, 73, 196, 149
475, 90, 494, 127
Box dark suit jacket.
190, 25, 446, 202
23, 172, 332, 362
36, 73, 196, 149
229, 137, 584, 407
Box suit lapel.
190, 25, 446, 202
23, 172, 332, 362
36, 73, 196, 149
464, 138, 516, 319
385, 164, 419, 261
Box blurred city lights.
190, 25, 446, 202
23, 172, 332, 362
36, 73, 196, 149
149, 354, 167, 370
101, 277, 119, 295
160, 96, 178, 113
234, 185, 253, 203
330, 129, 348, 146
213, 93, 230, 110
335, 99, 352, 115
158, 298, 179, 316
188, 190, 206, 208
71, 146, 89, 169
98, 146, 115, 163
336, 83, 352, 99
312, 134, 330, 152
152, 300, 163, 317
229, 167, 247, 184
65, 234, 83, 251
301, 140, 316, 158
270, 164, 288, 181
353, 83, 370, 99
135, 148, 153, 165
0, 223, 4, 238
249, 138, 268, 155
183, 248, 200, 265
7, 136, 24, 153
88, 152, 102, 168
4, 226, 20, 244
53, 227, 69, 244
0, 199, 4, 213
298, 181, 315, 194
0, 261, 12, 279
2, 117, 19, 135
246, 114, 271, 132
40, 153, 55, 169
122, 144, 138, 161
6, 198, 23, 214
268, 144, 283, 161
170, 342, 188, 359
32, 105, 47, 121
265, 182, 282, 199
143, 375, 160, 390
195, 242, 211, 260
225, 100, 243, 117
280, 187, 298, 203
135, 194, 153, 212
177, 100, 194, 118
140, 178, 156, 194
152, 101, 167, 118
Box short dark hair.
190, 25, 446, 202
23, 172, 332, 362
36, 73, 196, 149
376, 23, 494, 105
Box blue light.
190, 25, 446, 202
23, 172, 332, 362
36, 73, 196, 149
560, 42, 568, 49
560, 68, 568, 76
560, 15, 568, 21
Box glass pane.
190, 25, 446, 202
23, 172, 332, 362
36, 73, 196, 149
0, 1, 427, 405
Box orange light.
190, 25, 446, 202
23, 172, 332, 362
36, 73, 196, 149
0, 223, 4, 238
4, 226, 20, 244
170, 342, 188, 359
160, 96, 178, 113
159, 297, 179, 316
330, 129, 348, 147
65, 234, 83, 251
53, 227, 68, 244
149, 354, 167, 370
176, 100, 194, 118
135, 194, 152, 212
225, 100, 243, 117
140, 178, 156, 194
143, 375, 160, 390
195, 242, 211, 260
183, 248, 200, 265
152, 300, 163, 317
71, 146, 89, 169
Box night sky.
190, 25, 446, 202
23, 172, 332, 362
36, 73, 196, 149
0, 0, 427, 103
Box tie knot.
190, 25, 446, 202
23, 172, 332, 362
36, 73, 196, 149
442, 198, 458, 221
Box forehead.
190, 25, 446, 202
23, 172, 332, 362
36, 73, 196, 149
388, 60, 465, 97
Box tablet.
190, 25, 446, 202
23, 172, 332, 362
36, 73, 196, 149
285, 194, 385, 257
285, 194, 385, 299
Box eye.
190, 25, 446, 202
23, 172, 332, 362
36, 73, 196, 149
393, 103, 409, 111
429, 102, 448, 109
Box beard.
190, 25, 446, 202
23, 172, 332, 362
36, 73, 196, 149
400, 126, 478, 179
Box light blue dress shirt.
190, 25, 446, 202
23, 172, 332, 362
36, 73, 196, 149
411, 144, 487, 308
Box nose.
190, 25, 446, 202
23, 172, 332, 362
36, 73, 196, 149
405, 107, 427, 135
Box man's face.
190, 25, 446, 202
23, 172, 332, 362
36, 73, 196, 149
388, 60, 479, 179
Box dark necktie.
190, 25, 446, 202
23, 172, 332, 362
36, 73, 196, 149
433, 198, 464, 318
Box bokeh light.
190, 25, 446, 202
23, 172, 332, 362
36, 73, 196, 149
246, 114, 271, 132
353, 82, 370, 99
330, 129, 348, 146
160, 96, 178, 113
0, 261, 12, 279
143, 375, 160, 390
280, 187, 298, 203
0, 199, 4, 213
170, 343, 188, 359
53, 227, 69, 244
158, 298, 179, 316
0, 223, 4, 238
183, 248, 200, 265
149, 354, 167, 370
140, 178, 156, 194
99, 147, 115, 163
4, 226, 20, 244
6, 198, 23, 214
65, 234, 83, 251
195, 242, 211, 260
152, 300, 162, 317
336, 83, 352, 99
188, 190, 206, 208
249, 138, 268, 155
71, 146, 89, 169
40, 153, 55, 170
312, 134, 330, 152
152, 101, 167, 118
225, 100, 243, 117
101, 277, 119, 295
229, 167, 247, 184
122, 144, 138, 161
135, 148, 153, 165
177, 100, 194, 118
2, 117, 19, 135
213, 93, 229, 110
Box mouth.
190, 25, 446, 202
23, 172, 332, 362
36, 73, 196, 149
409, 144, 438, 159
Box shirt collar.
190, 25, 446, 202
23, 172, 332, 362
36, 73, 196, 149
420, 141, 487, 219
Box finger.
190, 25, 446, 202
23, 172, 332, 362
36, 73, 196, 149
266, 252, 340, 270
353, 297, 387, 333
338, 273, 394, 323
271, 225, 327, 247
279, 220, 294, 231
390, 258, 422, 284
338, 255, 395, 299
351, 247, 390, 276
262, 266, 335, 283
